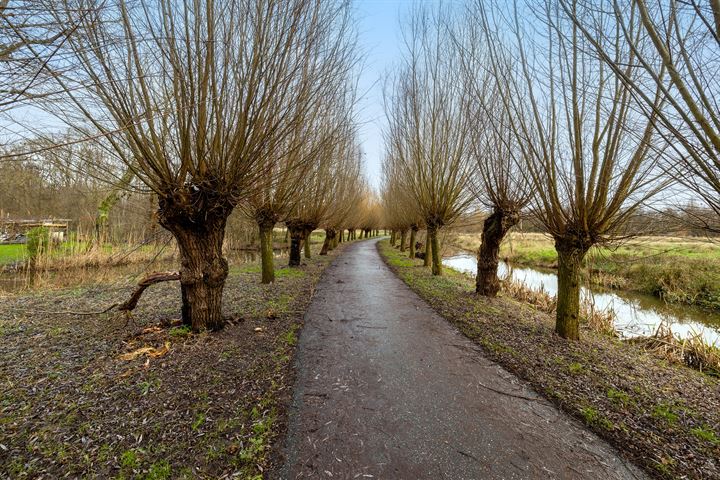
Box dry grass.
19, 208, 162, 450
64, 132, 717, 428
629, 323, 720, 376
501, 278, 617, 337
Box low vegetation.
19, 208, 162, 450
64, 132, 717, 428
452, 232, 720, 311
0, 242, 346, 478
379, 240, 720, 479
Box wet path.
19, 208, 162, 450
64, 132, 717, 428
277, 239, 646, 480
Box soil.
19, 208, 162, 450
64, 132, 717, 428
0, 245, 342, 479
379, 239, 720, 479
276, 238, 646, 479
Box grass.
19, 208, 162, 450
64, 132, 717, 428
0, 243, 25, 264
379, 239, 720, 479
451, 232, 720, 311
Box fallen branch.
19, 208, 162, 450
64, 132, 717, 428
118, 272, 181, 312
477, 381, 542, 402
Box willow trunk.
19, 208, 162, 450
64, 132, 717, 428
555, 239, 589, 340
303, 229, 312, 258
258, 221, 275, 284
288, 226, 303, 267
399, 229, 408, 252
409, 227, 417, 258
476, 210, 519, 296
423, 231, 432, 267
167, 219, 229, 332
320, 229, 336, 255
428, 226, 442, 275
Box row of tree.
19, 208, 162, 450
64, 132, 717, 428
381, 0, 720, 341
1, 0, 382, 331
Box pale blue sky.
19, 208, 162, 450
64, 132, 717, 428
355, 0, 410, 191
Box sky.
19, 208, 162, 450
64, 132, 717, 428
354, 0, 413, 191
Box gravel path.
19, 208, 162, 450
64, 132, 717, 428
277, 239, 647, 480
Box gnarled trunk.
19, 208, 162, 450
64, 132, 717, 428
428, 225, 442, 275
555, 236, 590, 340
409, 226, 417, 259
399, 229, 408, 252
161, 208, 229, 332
476, 209, 520, 297
320, 228, 336, 255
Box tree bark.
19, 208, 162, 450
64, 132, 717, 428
258, 219, 276, 284
409, 226, 417, 258
320, 229, 336, 255
288, 224, 303, 267
428, 225, 442, 275
476, 209, 520, 297
161, 212, 229, 332
555, 237, 590, 340
303, 228, 313, 258
399, 229, 408, 252
424, 231, 432, 267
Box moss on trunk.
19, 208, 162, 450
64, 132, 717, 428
428, 225, 442, 276
258, 220, 275, 284
555, 237, 590, 340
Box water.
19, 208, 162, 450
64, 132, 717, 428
443, 254, 720, 346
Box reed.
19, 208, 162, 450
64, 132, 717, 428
628, 323, 720, 376
501, 278, 617, 337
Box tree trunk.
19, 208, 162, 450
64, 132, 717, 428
320, 229, 336, 255
303, 228, 312, 258
409, 227, 417, 259
163, 216, 229, 332
258, 220, 275, 284
555, 237, 589, 340
399, 229, 407, 252
424, 231, 432, 267
288, 225, 303, 267
428, 225, 442, 275
390, 230, 396, 246
476, 209, 519, 297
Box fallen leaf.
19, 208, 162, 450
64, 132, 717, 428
119, 341, 170, 361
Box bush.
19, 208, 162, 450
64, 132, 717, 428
26, 227, 50, 260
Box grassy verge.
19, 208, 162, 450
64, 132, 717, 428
451, 232, 720, 311
379, 240, 720, 479
0, 241, 346, 479
0, 243, 26, 264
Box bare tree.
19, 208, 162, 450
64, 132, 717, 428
455, 23, 532, 295
44, 0, 357, 331
384, 5, 474, 276
563, 0, 720, 233
319, 136, 365, 256
0, 0, 70, 114
475, 0, 666, 339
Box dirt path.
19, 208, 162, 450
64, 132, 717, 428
277, 239, 646, 480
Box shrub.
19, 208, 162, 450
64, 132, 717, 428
26, 227, 50, 260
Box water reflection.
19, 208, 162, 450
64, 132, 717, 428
443, 254, 720, 346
